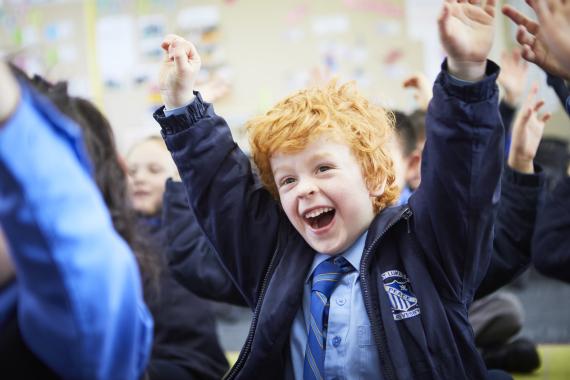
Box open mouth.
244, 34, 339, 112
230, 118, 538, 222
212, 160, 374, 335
303, 207, 336, 230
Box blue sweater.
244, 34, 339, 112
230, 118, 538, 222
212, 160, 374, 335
0, 82, 153, 379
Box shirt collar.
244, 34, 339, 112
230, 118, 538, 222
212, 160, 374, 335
305, 231, 367, 284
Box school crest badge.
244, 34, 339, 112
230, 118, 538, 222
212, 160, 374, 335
381, 270, 421, 321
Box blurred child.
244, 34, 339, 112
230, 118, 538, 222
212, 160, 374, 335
0, 62, 152, 379
127, 136, 179, 221
154, 2, 509, 379
126, 135, 230, 380
391, 111, 421, 204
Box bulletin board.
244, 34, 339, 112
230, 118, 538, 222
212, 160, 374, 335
9, 0, 559, 153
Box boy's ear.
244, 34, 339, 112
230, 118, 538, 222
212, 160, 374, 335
369, 178, 387, 197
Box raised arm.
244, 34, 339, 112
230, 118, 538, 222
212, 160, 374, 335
154, 35, 284, 306
502, 2, 570, 80
476, 86, 549, 298
162, 180, 247, 306
0, 64, 152, 379
410, 0, 504, 302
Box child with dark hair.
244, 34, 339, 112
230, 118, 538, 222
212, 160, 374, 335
391, 111, 421, 204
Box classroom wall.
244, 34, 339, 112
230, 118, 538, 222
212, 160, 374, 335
1, 0, 568, 153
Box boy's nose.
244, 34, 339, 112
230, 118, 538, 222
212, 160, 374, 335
297, 180, 318, 198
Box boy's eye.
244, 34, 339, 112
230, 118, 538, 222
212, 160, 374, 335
317, 165, 332, 173
280, 177, 296, 186
149, 164, 165, 174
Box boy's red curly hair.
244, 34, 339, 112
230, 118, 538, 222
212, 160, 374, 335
247, 80, 399, 213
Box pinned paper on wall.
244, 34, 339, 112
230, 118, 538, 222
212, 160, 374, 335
383, 48, 404, 65
283, 27, 305, 43
96, 15, 136, 87
138, 15, 165, 60
57, 44, 78, 64
312, 15, 349, 36
177, 6, 220, 30
376, 20, 401, 36
405, 0, 443, 82
286, 4, 308, 25
44, 20, 73, 41
22, 26, 39, 46
342, 0, 404, 18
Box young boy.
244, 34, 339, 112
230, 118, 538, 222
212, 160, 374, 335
155, 1, 503, 379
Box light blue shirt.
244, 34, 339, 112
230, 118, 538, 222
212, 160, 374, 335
0, 82, 153, 379
289, 232, 381, 380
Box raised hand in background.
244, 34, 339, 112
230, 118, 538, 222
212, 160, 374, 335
498, 48, 529, 108
503, 2, 570, 80
403, 73, 432, 111
508, 83, 551, 174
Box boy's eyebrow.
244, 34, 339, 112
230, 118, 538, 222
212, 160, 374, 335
272, 151, 335, 176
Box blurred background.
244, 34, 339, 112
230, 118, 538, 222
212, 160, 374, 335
1, 1, 569, 379
1, 0, 569, 151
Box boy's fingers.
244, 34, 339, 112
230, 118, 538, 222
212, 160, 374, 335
502, 5, 540, 34
520, 107, 533, 125
534, 100, 545, 112
483, 0, 496, 16
521, 44, 537, 63
541, 113, 552, 123
516, 25, 537, 49
170, 39, 200, 72
161, 34, 182, 51
438, 3, 451, 38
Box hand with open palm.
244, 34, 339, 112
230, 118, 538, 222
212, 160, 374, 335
438, 0, 496, 81
528, 0, 570, 75
508, 83, 551, 174
503, 2, 570, 80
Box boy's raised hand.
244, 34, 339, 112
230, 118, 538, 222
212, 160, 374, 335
403, 73, 433, 111
527, 0, 570, 74
502, 3, 570, 80
159, 34, 201, 110
498, 48, 529, 107
508, 83, 550, 174
438, 0, 496, 81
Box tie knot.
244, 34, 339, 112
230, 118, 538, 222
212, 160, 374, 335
311, 257, 354, 298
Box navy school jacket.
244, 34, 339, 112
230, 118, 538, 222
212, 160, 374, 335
162, 165, 544, 305
154, 60, 504, 380
532, 176, 570, 283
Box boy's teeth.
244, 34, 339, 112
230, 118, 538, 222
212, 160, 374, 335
305, 207, 333, 219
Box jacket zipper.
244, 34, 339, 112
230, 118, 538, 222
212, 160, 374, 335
223, 238, 281, 380
360, 206, 412, 380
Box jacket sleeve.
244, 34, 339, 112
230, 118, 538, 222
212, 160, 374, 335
532, 176, 570, 282
475, 165, 544, 299
154, 93, 283, 307
409, 59, 504, 303
0, 83, 153, 379
162, 179, 248, 306
499, 100, 515, 154
147, 258, 229, 380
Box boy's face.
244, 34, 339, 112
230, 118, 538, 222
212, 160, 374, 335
127, 140, 178, 216
271, 134, 377, 255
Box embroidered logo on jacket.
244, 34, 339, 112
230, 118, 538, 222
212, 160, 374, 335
381, 270, 421, 321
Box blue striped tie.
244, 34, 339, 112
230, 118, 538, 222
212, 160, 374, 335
303, 257, 354, 380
